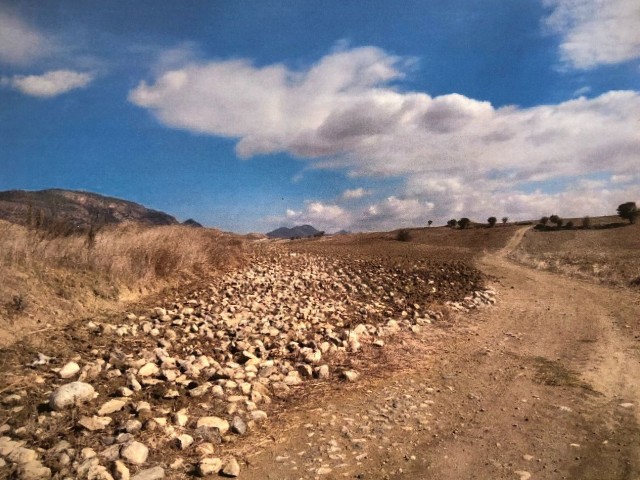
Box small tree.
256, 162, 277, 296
487, 216, 497, 227
428, 220, 433, 227
447, 219, 457, 228
502, 216, 508, 225
565, 220, 574, 229
582, 216, 591, 229
617, 202, 638, 224
458, 218, 471, 229
540, 216, 549, 226
549, 215, 563, 228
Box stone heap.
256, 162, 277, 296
0, 250, 495, 479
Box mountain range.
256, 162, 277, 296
266, 224, 322, 239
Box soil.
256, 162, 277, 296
239, 227, 640, 479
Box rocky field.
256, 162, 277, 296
0, 245, 495, 480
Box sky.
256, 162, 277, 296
0, 0, 639, 233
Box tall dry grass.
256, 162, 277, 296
0, 220, 244, 288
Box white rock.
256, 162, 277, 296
49, 382, 96, 410
98, 399, 127, 416
120, 441, 148, 465
112, 460, 130, 480
78, 416, 112, 431
131, 466, 164, 480
196, 417, 229, 434
137, 363, 159, 377
176, 434, 193, 450
221, 457, 240, 477
58, 362, 81, 379
198, 457, 222, 476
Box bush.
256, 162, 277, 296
502, 217, 508, 225
582, 216, 591, 229
540, 216, 549, 226
487, 217, 497, 227
395, 229, 412, 242
447, 219, 457, 228
565, 220, 574, 229
549, 215, 563, 228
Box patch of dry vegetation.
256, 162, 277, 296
511, 218, 640, 287
0, 220, 244, 346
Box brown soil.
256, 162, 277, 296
240, 228, 640, 479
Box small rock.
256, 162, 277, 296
619, 402, 634, 409
137, 363, 160, 377
112, 460, 130, 480
18, 461, 52, 480
98, 399, 127, 416
198, 457, 222, 476
515, 471, 531, 480
317, 467, 332, 475
221, 457, 240, 477
49, 382, 96, 410
196, 417, 229, 435
120, 441, 148, 465
250, 410, 267, 422
78, 415, 112, 431
131, 466, 164, 480
342, 370, 359, 382
58, 361, 81, 379
176, 434, 194, 450
523, 454, 534, 461
230, 416, 247, 435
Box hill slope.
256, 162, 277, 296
0, 189, 179, 229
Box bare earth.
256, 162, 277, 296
241, 228, 640, 479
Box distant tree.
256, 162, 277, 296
458, 218, 471, 229
540, 216, 549, 226
565, 220, 574, 229
487, 216, 497, 227
549, 215, 563, 228
617, 202, 638, 224
582, 216, 591, 229
447, 219, 457, 228
427, 220, 433, 227
502, 216, 508, 225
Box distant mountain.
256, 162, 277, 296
266, 224, 321, 239
182, 218, 203, 228
334, 230, 351, 235
0, 189, 178, 229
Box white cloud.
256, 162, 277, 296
281, 201, 352, 232
342, 188, 370, 200
5, 70, 94, 97
131, 46, 640, 231
544, 0, 640, 69
0, 9, 50, 65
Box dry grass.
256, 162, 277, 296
511, 218, 640, 287
0, 220, 245, 346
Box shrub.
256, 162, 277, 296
502, 217, 508, 225
540, 216, 549, 225
396, 229, 412, 242
565, 220, 574, 229
427, 220, 433, 227
582, 216, 591, 229
447, 219, 457, 228
487, 217, 497, 227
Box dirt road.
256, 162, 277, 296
241, 229, 640, 479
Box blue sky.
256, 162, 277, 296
1, 1, 639, 232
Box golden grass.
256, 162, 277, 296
0, 220, 245, 346
0, 220, 243, 285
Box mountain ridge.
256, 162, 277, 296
266, 224, 321, 238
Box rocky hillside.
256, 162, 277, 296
0, 189, 179, 230
266, 224, 321, 239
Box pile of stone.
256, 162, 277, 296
0, 250, 496, 479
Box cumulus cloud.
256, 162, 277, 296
130, 46, 640, 230
544, 0, 640, 69
283, 201, 352, 232
0, 9, 51, 65
5, 70, 94, 97
342, 188, 371, 200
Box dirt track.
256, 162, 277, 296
241, 228, 640, 479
